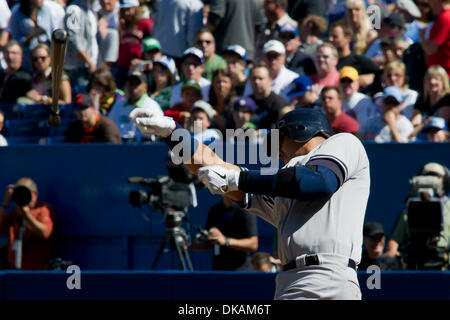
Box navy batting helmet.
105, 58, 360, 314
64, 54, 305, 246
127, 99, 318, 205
276, 108, 333, 142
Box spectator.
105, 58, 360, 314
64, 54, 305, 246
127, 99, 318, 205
207, 0, 266, 64
344, 0, 378, 55
310, 42, 340, 94
377, 60, 418, 120
360, 86, 414, 142
189, 100, 220, 145
0, 40, 32, 104
0, 0, 11, 70
190, 196, 258, 271
251, 251, 280, 272
194, 28, 227, 82
420, 0, 450, 76
339, 66, 376, 127
149, 55, 177, 112
65, 93, 121, 143
7, 0, 65, 71
208, 69, 235, 134
109, 70, 163, 141
410, 116, 450, 141
222, 45, 248, 96
286, 75, 321, 109
86, 68, 124, 116
152, 0, 203, 64
277, 23, 316, 76
169, 47, 211, 106
328, 21, 380, 88
165, 80, 202, 127
114, 0, 153, 89
23, 44, 72, 105
404, 0, 434, 43
411, 65, 450, 127
129, 37, 164, 88
255, 0, 297, 62
229, 96, 258, 133
248, 64, 290, 129
244, 40, 299, 98
384, 162, 450, 269
0, 110, 7, 146
64, 0, 99, 88
321, 86, 360, 134
298, 14, 328, 58
96, 0, 119, 71
0, 177, 56, 270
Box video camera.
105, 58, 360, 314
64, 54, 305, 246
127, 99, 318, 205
11, 185, 32, 207
406, 174, 447, 270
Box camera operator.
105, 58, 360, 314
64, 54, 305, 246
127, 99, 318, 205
190, 196, 258, 271
384, 162, 450, 270
0, 177, 55, 270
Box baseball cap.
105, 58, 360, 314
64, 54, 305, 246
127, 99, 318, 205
383, 86, 404, 104
183, 47, 205, 64
424, 117, 449, 132
128, 70, 147, 84
340, 66, 359, 82
182, 80, 201, 94
223, 45, 247, 63
286, 75, 313, 99
154, 55, 177, 76
279, 23, 299, 37
142, 37, 162, 52
192, 100, 216, 120
234, 96, 257, 113
396, 0, 421, 19
363, 222, 385, 237
263, 40, 286, 55
422, 162, 446, 177
119, 0, 139, 8
383, 13, 406, 28
74, 93, 94, 110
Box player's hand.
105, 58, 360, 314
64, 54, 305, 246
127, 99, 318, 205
129, 108, 176, 138
197, 166, 240, 195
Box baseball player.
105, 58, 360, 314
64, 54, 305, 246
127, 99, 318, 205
129, 108, 370, 300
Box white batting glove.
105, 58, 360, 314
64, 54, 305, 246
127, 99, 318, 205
129, 108, 176, 138
197, 166, 240, 195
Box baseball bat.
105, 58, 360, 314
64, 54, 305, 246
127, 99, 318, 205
48, 29, 68, 127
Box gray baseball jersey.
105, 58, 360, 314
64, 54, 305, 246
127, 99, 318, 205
245, 133, 370, 299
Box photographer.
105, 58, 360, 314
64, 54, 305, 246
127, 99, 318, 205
190, 196, 258, 271
0, 177, 55, 270
385, 162, 450, 269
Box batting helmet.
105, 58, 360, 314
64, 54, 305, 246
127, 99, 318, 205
276, 108, 333, 142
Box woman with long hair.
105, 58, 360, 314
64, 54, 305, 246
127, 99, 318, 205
412, 65, 450, 127
208, 69, 236, 133
86, 68, 124, 116
24, 44, 72, 105
345, 0, 378, 54
149, 56, 177, 112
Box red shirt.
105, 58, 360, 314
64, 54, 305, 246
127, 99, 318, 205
117, 18, 153, 67
0, 201, 55, 270
428, 9, 450, 76
164, 103, 190, 126
332, 111, 360, 134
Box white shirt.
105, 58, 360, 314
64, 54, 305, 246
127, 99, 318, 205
0, 134, 7, 146
361, 114, 414, 143
169, 78, 211, 107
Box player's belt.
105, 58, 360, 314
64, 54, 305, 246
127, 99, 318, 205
282, 254, 357, 271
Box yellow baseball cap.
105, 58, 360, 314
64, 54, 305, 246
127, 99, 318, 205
340, 66, 359, 82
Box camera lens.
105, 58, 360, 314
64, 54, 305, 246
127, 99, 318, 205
12, 185, 32, 207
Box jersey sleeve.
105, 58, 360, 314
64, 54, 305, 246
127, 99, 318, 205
244, 192, 285, 228
306, 133, 369, 183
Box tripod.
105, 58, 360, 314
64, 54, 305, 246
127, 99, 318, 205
151, 210, 193, 271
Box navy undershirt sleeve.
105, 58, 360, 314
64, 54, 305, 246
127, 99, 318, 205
239, 165, 340, 201
163, 123, 199, 159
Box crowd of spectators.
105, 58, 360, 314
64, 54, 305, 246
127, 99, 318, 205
0, 0, 448, 146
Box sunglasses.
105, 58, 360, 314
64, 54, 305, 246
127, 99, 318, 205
266, 53, 280, 60
340, 78, 353, 84
183, 61, 201, 67
279, 33, 296, 40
